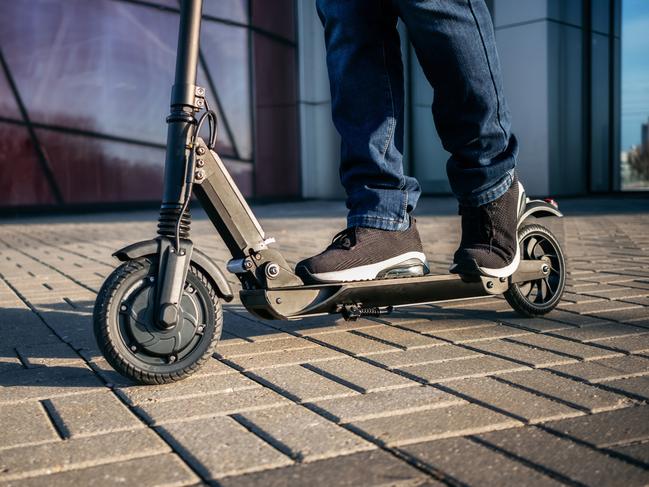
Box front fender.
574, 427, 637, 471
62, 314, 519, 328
113, 239, 234, 302
518, 199, 563, 226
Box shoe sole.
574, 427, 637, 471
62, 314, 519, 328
449, 180, 525, 279
307, 251, 428, 283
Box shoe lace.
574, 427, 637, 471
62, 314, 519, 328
328, 227, 356, 250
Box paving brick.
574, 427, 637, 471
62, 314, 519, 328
0, 365, 104, 404
544, 310, 611, 326
549, 322, 647, 343
429, 324, 529, 344
281, 317, 381, 336
439, 376, 582, 423
303, 358, 417, 393
400, 436, 562, 486
216, 336, 317, 358
497, 369, 634, 413
560, 300, 641, 315
550, 355, 649, 383
392, 316, 497, 335
44, 391, 142, 438
307, 385, 464, 423
351, 326, 445, 349
0, 402, 58, 450
223, 311, 291, 341
248, 365, 358, 402
468, 339, 577, 368
309, 331, 400, 356
116, 372, 259, 406
215, 448, 434, 487
400, 355, 529, 384
136, 387, 291, 425
610, 442, 649, 466
350, 403, 521, 446
158, 416, 292, 479
366, 344, 480, 369
544, 405, 649, 448
505, 334, 622, 360
593, 306, 649, 323
15, 342, 84, 368
591, 332, 649, 353
477, 426, 649, 486
223, 346, 345, 371
498, 315, 575, 333
235, 404, 374, 461
0, 429, 169, 482
602, 376, 649, 400
3, 453, 198, 487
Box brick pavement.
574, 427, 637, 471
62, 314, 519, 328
1, 196, 649, 486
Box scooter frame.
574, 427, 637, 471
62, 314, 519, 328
113, 0, 563, 326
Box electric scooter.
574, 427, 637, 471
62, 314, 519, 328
93, 0, 566, 384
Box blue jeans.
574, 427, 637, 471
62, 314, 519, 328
316, 0, 518, 231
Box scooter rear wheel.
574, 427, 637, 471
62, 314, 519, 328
505, 223, 566, 317
93, 257, 222, 384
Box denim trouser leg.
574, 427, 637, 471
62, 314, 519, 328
316, 0, 518, 230
316, 0, 419, 231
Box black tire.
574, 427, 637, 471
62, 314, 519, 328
93, 257, 222, 384
504, 223, 566, 317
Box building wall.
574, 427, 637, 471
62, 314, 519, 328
0, 0, 298, 208
297, 0, 622, 199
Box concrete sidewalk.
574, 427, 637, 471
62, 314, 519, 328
1, 196, 649, 486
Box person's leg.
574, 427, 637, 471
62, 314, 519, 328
395, 0, 522, 277
316, 0, 421, 231
295, 0, 426, 283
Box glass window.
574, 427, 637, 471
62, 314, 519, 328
0, 123, 57, 206
36, 128, 166, 203
621, 0, 649, 190
203, 0, 248, 23
0, 71, 21, 120
0, 0, 236, 155
201, 21, 252, 159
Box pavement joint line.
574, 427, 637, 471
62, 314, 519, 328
491, 374, 638, 414
0, 273, 212, 485
467, 433, 587, 487
40, 398, 71, 440
545, 356, 649, 385
500, 336, 623, 361
348, 329, 411, 350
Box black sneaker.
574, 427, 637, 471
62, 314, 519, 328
450, 175, 525, 278
295, 219, 429, 284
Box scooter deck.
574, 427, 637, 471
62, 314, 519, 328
240, 260, 546, 320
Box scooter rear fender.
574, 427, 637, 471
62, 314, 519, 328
113, 239, 234, 302
518, 199, 563, 226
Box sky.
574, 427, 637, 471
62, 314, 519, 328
622, 0, 649, 151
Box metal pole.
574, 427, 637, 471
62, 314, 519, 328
159, 0, 203, 224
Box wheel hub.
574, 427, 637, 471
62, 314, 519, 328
120, 282, 201, 357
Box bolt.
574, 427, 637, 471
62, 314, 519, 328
195, 169, 205, 180
186, 286, 194, 293
486, 281, 494, 289
120, 304, 127, 312
254, 254, 262, 261
196, 87, 205, 96
275, 297, 282, 304
197, 325, 205, 333
244, 260, 253, 269
542, 264, 550, 274
196, 146, 206, 156
130, 345, 137, 352
149, 276, 155, 282
196, 159, 205, 168
266, 263, 280, 278
168, 355, 177, 363
500, 277, 507, 283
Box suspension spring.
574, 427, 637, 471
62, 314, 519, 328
157, 206, 191, 240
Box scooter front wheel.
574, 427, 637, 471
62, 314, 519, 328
93, 257, 222, 384
504, 223, 566, 317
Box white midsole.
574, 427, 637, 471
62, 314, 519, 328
310, 251, 427, 282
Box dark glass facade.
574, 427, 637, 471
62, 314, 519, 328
0, 0, 298, 208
